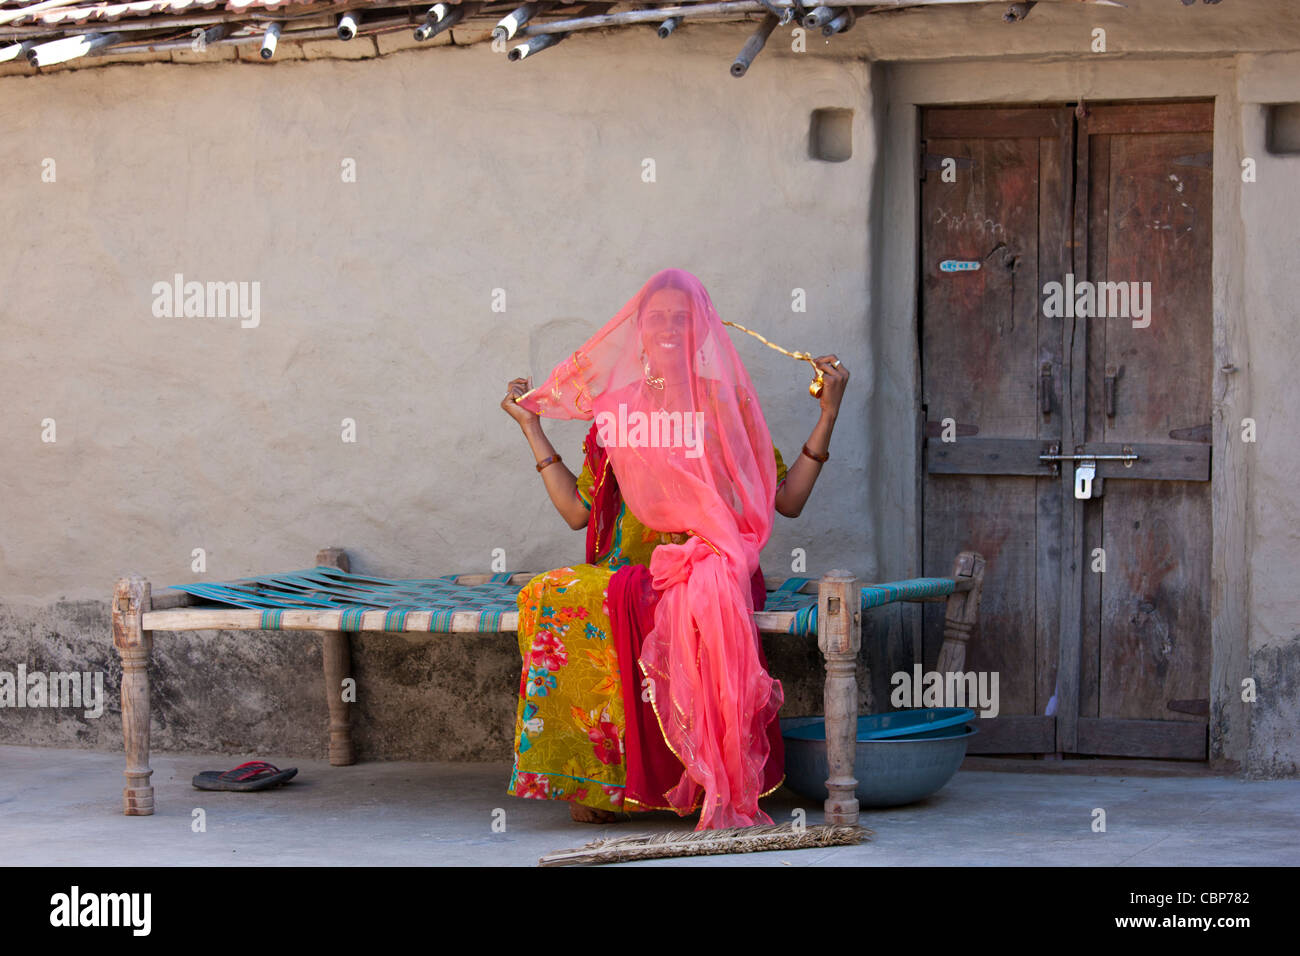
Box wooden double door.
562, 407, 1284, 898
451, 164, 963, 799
919, 101, 1213, 759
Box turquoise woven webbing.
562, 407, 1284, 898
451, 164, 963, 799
165, 567, 955, 635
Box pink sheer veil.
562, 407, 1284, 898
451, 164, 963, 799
517, 268, 783, 828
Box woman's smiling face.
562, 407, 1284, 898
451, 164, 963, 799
639, 287, 693, 367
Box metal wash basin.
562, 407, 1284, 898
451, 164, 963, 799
780, 712, 977, 808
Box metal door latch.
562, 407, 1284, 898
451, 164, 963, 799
1074, 459, 1096, 499
1038, 447, 1138, 499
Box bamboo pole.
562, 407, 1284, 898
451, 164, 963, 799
0, 39, 34, 61
414, 1, 479, 41
800, 4, 831, 27
502, 0, 611, 49
823, 7, 855, 34
0, 0, 1128, 47
197, 22, 233, 49
27, 30, 112, 66
493, 1, 553, 42
260, 21, 280, 58
508, 29, 567, 60
657, 15, 681, 37
519, 2, 802, 36
518, 0, 1126, 36
87, 14, 414, 57
730, 10, 777, 76
1, 9, 347, 39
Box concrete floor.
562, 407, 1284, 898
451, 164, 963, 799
3, 744, 1298, 866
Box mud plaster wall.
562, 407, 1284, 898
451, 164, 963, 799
0, 29, 877, 761
1238, 53, 1300, 777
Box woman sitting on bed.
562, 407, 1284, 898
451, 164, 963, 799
499, 268, 847, 827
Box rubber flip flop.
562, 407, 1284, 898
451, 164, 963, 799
192, 760, 298, 792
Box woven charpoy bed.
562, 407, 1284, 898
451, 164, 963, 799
111, 547, 985, 825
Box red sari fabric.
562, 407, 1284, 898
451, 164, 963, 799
609, 561, 784, 813
583, 422, 621, 569
582, 419, 782, 814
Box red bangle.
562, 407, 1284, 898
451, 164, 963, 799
801, 443, 829, 464
536, 453, 562, 473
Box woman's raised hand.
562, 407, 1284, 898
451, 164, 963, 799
774, 355, 846, 518
502, 377, 539, 428
505, 377, 585, 530
812, 355, 848, 418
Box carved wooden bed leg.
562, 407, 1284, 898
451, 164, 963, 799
818, 569, 861, 825
935, 552, 987, 675
317, 547, 355, 766
113, 574, 154, 815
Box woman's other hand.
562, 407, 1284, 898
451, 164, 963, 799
504, 376, 588, 531
775, 355, 846, 519
812, 355, 848, 420
502, 377, 539, 428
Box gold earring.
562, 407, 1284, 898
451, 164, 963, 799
642, 352, 664, 389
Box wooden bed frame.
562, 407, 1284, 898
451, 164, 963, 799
111, 547, 985, 826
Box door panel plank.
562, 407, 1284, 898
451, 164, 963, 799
1086, 102, 1214, 135
923, 476, 1039, 717
1077, 717, 1207, 759
1100, 481, 1212, 723
966, 715, 1057, 754
1036, 121, 1072, 718
1092, 125, 1212, 750
1055, 107, 1092, 753
1102, 133, 1214, 444
1082, 134, 1112, 722
924, 108, 1068, 139
922, 137, 1042, 437
921, 112, 1064, 746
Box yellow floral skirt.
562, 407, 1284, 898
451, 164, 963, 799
507, 564, 632, 812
